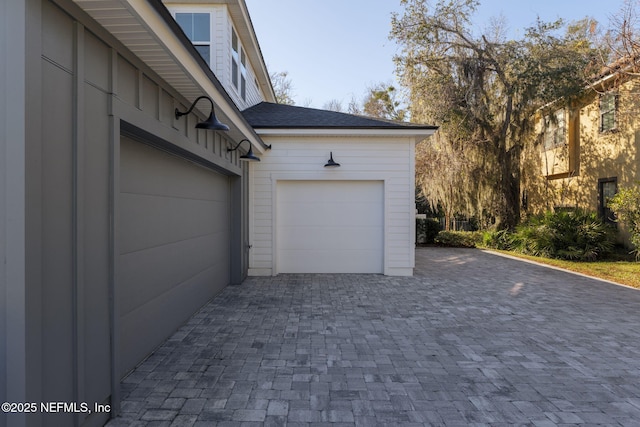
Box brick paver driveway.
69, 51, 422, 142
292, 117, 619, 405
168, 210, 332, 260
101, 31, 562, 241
107, 247, 640, 426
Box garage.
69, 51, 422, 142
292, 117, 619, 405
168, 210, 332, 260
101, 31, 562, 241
118, 136, 231, 376
276, 180, 384, 274
244, 102, 437, 277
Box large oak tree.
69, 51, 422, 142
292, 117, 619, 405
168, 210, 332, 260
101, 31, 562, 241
391, 0, 598, 229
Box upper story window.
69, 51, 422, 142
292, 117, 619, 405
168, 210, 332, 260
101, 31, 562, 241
231, 28, 247, 101
543, 110, 566, 150
231, 30, 239, 87
599, 92, 617, 133
175, 12, 211, 66
240, 50, 247, 100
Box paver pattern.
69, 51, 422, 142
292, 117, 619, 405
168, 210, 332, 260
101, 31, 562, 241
107, 247, 640, 426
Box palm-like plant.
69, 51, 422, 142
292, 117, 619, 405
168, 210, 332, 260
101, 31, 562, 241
510, 210, 615, 261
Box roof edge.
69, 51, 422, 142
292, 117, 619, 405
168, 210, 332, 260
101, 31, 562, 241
243, 101, 438, 132
253, 127, 438, 139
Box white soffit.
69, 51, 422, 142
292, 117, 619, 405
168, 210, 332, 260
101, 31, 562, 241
73, 0, 262, 149
75, 0, 201, 100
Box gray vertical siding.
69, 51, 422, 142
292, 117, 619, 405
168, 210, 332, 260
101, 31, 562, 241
40, 45, 75, 411
81, 31, 113, 412
14, 0, 250, 425
1, 0, 28, 426
37, 1, 111, 425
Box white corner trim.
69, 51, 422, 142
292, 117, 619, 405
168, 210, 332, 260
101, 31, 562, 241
384, 267, 414, 277
248, 268, 272, 276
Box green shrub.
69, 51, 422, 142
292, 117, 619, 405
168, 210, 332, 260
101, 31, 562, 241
481, 229, 513, 250
416, 218, 442, 244
435, 231, 483, 248
608, 183, 640, 260
510, 216, 555, 258
438, 211, 615, 261
511, 210, 615, 261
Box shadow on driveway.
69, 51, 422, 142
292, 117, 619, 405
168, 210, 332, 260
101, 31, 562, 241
107, 247, 640, 426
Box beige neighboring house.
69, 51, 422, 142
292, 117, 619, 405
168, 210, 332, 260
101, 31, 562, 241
523, 62, 640, 245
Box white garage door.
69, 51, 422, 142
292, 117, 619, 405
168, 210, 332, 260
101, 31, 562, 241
118, 136, 230, 376
276, 180, 384, 273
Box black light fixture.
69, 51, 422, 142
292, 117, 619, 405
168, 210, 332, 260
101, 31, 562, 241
175, 95, 230, 131
324, 152, 340, 167
228, 139, 260, 162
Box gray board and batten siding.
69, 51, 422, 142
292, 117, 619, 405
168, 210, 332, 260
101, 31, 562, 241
9, 0, 250, 425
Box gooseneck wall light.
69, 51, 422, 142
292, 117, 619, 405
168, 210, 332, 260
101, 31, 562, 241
324, 152, 340, 167
228, 139, 261, 162
175, 95, 230, 131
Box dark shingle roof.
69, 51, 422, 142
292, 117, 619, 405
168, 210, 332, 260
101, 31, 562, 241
242, 102, 437, 130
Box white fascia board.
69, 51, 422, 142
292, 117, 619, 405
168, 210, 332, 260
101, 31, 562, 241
254, 127, 437, 141
121, 0, 266, 152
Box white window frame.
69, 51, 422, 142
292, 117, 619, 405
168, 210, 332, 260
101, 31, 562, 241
171, 8, 213, 67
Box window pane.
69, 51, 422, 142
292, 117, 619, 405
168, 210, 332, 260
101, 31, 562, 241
601, 93, 615, 110
602, 111, 614, 132
600, 93, 616, 132
241, 75, 246, 100
175, 13, 193, 40
232, 59, 238, 87
175, 13, 209, 42
556, 111, 565, 146
193, 13, 210, 42
543, 111, 566, 149
232, 30, 238, 53
603, 181, 617, 200
543, 116, 553, 149
556, 110, 565, 128
599, 179, 617, 223
555, 126, 565, 146
194, 45, 210, 65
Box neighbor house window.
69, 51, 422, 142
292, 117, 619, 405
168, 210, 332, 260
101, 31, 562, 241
543, 110, 566, 150
598, 177, 617, 224
175, 13, 212, 66
600, 92, 617, 132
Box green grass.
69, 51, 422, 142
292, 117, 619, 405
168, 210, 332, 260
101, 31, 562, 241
489, 249, 640, 289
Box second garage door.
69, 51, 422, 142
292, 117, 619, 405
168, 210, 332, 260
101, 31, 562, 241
276, 180, 384, 274
118, 136, 231, 377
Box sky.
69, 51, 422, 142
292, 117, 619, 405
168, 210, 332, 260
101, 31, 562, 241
244, 0, 624, 109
